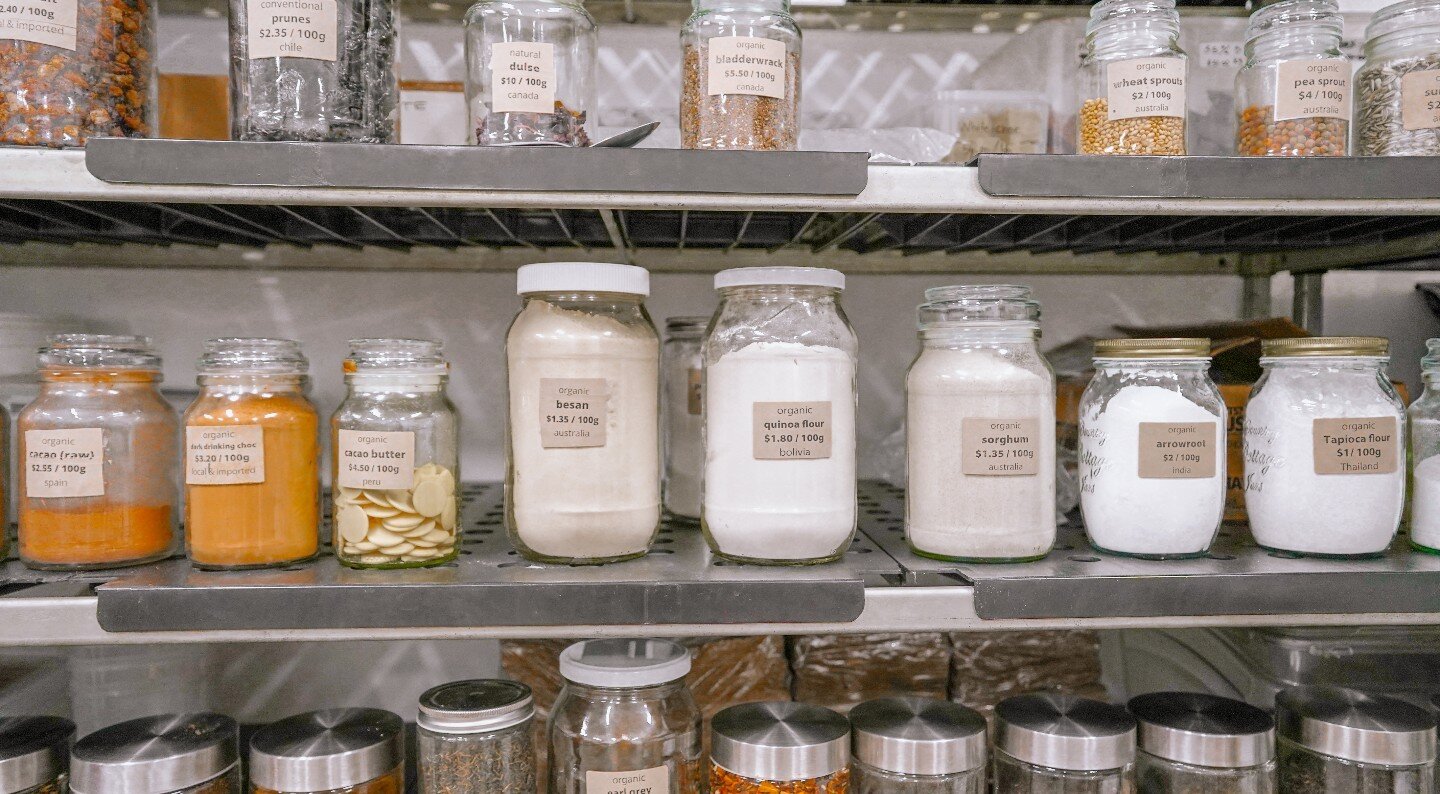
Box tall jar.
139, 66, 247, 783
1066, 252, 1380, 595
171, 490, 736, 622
1079, 338, 1225, 560
505, 263, 661, 565
331, 339, 459, 570
1357, 0, 1440, 155
183, 338, 321, 570
680, 0, 801, 150
228, 0, 397, 141
1276, 687, 1437, 792
463, 0, 596, 146
850, 697, 986, 794
17, 334, 178, 571
1129, 692, 1276, 793
249, 709, 405, 794
906, 285, 1056, 563
663, 317, 707, 521
703, 267, 857, 565
70, 714, 241, 794
1410, 338, 1440, 553
0, 716, 74, 794
1235, 0, 1350, 156
549, 639, 703, 794
993, 694, 1137, 794
1076, 0, 1187, 155
710, 702, 850, 794
418, 680, 537, 794
1244, 337, 1405, 558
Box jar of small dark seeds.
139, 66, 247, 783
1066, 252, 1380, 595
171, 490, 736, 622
993, 693, 1138, 794
1128, 692, 1276, 793
849, 697, 986, 793
0, 716, 74, 794
417, 679, 537, 794
1276, 687, 1438, 793
680, 0, 800, 151
1356, 0, 1440, 155
1235, 0, 1350, 156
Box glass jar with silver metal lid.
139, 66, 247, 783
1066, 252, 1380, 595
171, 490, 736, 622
70, 713, 239, 794
417, 679, 536, 794
1128, 692, 1276, 793
1276, 687, 1437, 793
0, 717, 74, 794
849, 697, 985, 793
249, 708, 404, 794
993, 693, 1137, 793
710, 701, 850, 793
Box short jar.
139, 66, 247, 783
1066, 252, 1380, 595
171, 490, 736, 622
17, 334, 179, 570
249, 708, 405, 794
418, 680, 536, 794
71, 713, 240, 794
1235, 0, 1350, 156
703, 267, 858, 565
0, 716, 74, 794
680, 0, 801, 150
1129, 692, 1276, 793
1276, 687, 1437, 792
1244, 337, 1405, 558
711, 701, 850, 794
332, 339, 459, 569
1357, 0, 1440, 156
549, 639, 703, 793
993, 693, 1138, 793
1410, 338, 1440, 553
505, 263, 661, 565
663, 316, 707, 521
1079, 338, 1225, 560
850, 697, 986, 794
1077, 0, 1188, 155
184, 339, 321, 570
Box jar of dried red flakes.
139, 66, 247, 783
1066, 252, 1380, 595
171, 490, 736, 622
0, 0, 156, 147
711, 702, 851, 794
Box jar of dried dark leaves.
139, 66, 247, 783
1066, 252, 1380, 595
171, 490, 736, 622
418, 679, 537, 794
1357, 0, 1440, 155
1275, 687, 1437, 794
681, 0, 800, 151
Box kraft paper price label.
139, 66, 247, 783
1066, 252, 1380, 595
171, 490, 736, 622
247, 0, 338, 61
1402, 69, 1440, 131
25, 428, 104, 498
1105, 57, 1186, 120
0, 0, 77, 50
186, 426, 266, 485
584, 767, 670, 794
1312, 416, 1398, 475
753, 401, 831, 460
707, 36, 787, 99
490, 41, 557, 114
539, 378, 607, 449
337, 429, 415, 489
687, 368, 702, 416
1137, 421, 1218, 479
960, 417, 1040, 476
1274, 59, 1352, 121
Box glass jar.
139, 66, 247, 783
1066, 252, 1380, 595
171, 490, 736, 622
1079, 338, 1225, 560
1410, 339, 1440, 553
549, 639, 703, 794
505, 263, 660, 565
463, 0, 596, 146
1276, 687, 1437, 793
1235, 0, 1350, 156
680, 0, 801, 151
1357, 0, 1440, 155
418, 680, 536, 794
850, 697, 986, 794
0, 0, 156, 147
0, 716, 74, 794
183, 338, 321, 570
1244, 337, 1405, 558
331, 339, 459, 570
228, 0, 397, 142
249, 708, 404, 794
1076, 0, 1187, 156
931, 90, 1050, 163
70, 714, 240, 794
993, 694, 1137, 794
906, 285, 1056, 563
710, 702, 849, 794
663, 317, 706, 522
703, 267, 857, 565
1129, 692, 1276, 793
17, 334, 178, 570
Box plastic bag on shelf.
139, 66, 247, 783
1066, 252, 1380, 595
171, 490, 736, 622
790, 633, 951, 713
949, 630, 1107, 717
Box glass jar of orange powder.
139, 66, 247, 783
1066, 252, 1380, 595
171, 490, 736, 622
16, 334, 179, 570
183, 338, 320, 569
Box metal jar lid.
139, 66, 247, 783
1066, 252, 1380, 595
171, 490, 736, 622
1276, 687, 1437, 766
559, 638, 692, 689
995, 694, 1137, 772
711, 702, 850, 782
849, 697, 986, 776
1261, 336, 1389, 358
1129, 692, 1275, 769
249, 708, 405, 792
418, 680, 535, 734
70, 713, 238, 794
0, 717, 74, 794
1093, 338, 1211, 359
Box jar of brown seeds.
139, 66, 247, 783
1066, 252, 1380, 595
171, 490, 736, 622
1356, 0, 1440, 156
1235, 0, 1351, 156
680, 0, 800, 151
1076, 0, 1188, 156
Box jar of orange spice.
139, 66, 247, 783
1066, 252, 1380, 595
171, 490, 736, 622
183, 338, 320, 569
17, 334, 178, 570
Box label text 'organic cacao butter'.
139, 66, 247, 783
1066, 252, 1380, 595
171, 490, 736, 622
246, 0, 338, 61
186, 426, 266, 485
1137, 421, 1218, 479
1274, 59, 1352, 121
584, 767, 670, 794
1402, 69, 1440, 131
25, 428, 104, 498
337, 429, 415, 489
490, 41, 557, 114
1105, 57, 1186, 120
960, 417, 1040, 476
539, 378, 607, 449
0, 0, 77, 50
1312, 416, 1398, 475
753, 401, 831, 460
707, 36, 786, 99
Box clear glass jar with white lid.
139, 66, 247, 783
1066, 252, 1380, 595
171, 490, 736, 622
1244, 337, 1405, 558
1079, 338, 1225, 560
710, 701, 850, 794
850, 697, 986, 793
1235, 0, 1350, 156
70, 713, 240, 794
680, 0, 801, 151
663, 317, 707, 521
1077, 0, 1187, 155
0, 716, 74, 794
993, 693, 1137, 794
1409, 338, 1440, 553
418, 680, 536, 794
1357, 0, 1440, 155
702, 266, 857, 565
248, 708, 405, 794
1276, 687, 1437, 793
1129, 692, 1276, 793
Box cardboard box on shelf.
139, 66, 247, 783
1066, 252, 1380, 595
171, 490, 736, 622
789, 633, 951, 713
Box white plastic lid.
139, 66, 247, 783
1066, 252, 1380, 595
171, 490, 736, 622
516, 262, 650, 296
714, 267, 845, 291
559, 639, 692, 689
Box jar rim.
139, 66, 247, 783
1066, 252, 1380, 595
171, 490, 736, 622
1261, 336, 1388, 357
344, 338, 447, 374
1366, 0, 1440, 42
558, 638, 692, 688
1085, 0, 1180, 39
1093, 337, 1211, 358
1244, 0, 1342, 44
715, 266, 844, 291
418, 680, 535, 734
198, 338, 308, 375
39, 333, 161, 371
918, 284, 1040, 328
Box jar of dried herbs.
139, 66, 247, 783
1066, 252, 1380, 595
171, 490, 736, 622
1129, 692, 1276, 793
711, 701, 850, 794
0, 716, 74, 794
1077, 0, 1188, 156
993, 693, 1137, 793
1276, 687, 1437, 793
249, 708, 405, 794
1357, 0, 1440, 155
1235, 0, 1350, 156
680, 0, 800, 151
417, 679, 537, 794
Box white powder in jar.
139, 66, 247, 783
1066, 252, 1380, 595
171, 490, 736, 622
1412, 449, 1440, 551
704, 341, 856, 562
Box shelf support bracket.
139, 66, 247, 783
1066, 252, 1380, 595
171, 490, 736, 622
1292, 271, 1325, 334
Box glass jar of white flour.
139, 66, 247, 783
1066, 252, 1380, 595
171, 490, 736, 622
1409, 338, 1440, 554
